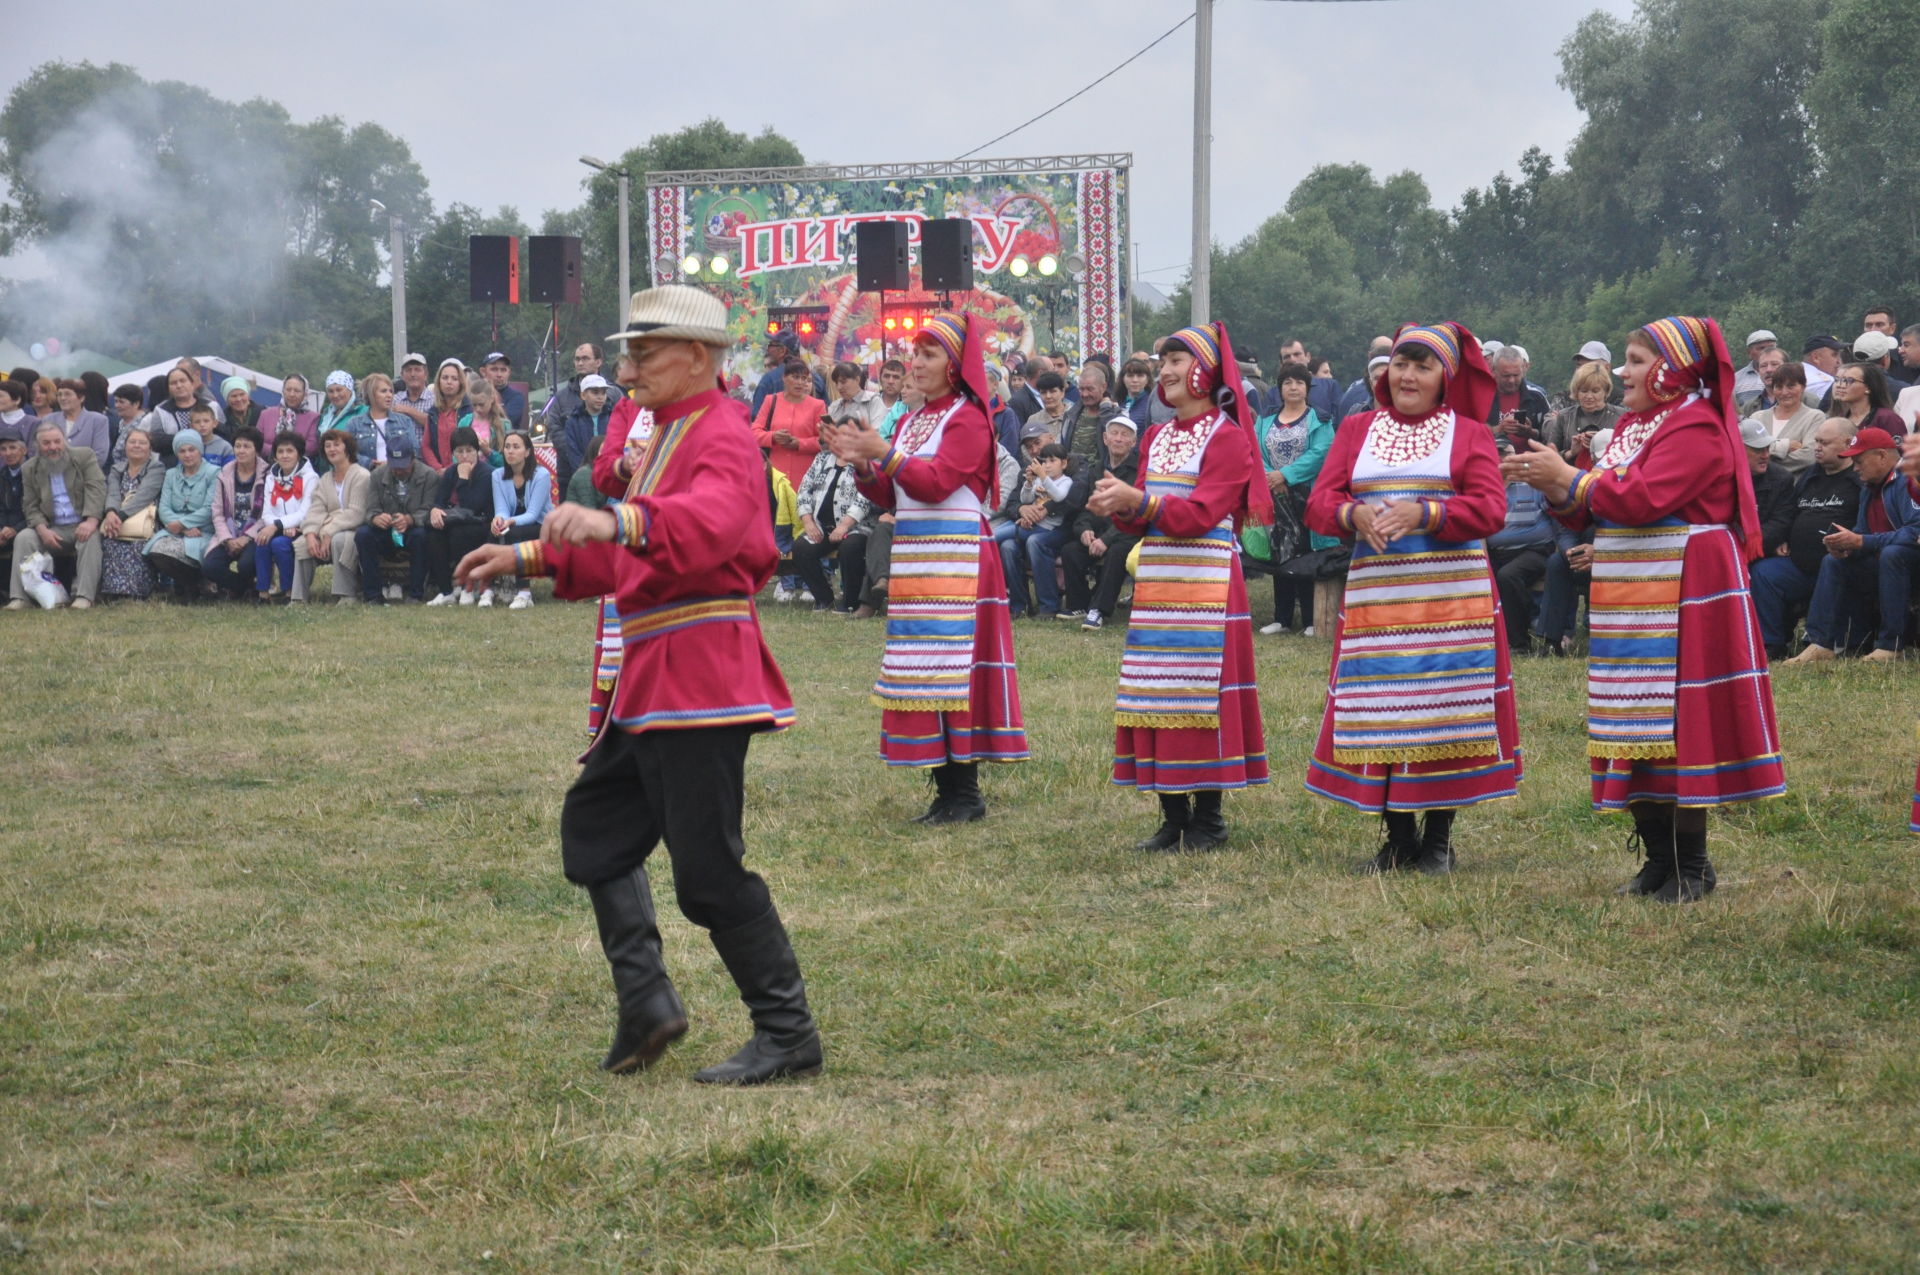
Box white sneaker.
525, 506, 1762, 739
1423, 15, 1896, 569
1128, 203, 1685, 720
773, 584, 795, 603
385, 583, 402, 600
477, 588, 495, 608
426, 592, 455, 607
509, 589, 533, 610
1302, 625, 1315, 637
1258, 622, 1290, 635
456, 588, 475, 606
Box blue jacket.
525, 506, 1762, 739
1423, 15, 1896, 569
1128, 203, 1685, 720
1487, 481, 1557, 551
491, 463, 555, 527
498, 383, 528, 430
1336, 377, 1375, 422
557, 405, 612, 488
1853, 472, 1920, 552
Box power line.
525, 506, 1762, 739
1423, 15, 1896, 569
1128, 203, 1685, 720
953, 14, 1195, 161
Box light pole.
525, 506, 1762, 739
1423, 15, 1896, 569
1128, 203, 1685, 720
1190, 0, 1213, 325
581, 155, 632, 331
371, 198, 407, 375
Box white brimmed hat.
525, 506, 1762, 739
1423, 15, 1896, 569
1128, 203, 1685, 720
608, 285, 732, 347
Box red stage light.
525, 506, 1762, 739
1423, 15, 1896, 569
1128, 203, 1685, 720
797, 320, 815, 336
902, 315, 917, 330
884, 317, 898, 331
765, 320, 780, 336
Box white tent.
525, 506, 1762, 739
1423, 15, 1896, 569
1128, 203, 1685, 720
107, 355, 320, 412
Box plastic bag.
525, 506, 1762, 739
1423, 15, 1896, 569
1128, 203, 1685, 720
19, 550, 70, 609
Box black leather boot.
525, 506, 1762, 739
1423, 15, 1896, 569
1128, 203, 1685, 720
1616, 803, 1676, 897
908, 764, 953, 823
924, 762, 986, 824
693, 907, 823, 1085
1413, 808, 1456, 875
1652, 824, 1716, 904
1182, 790, 1229, 851
1132, 792, 1190, 852
1361, 811, 1420, 874
585, 867, 689, 1074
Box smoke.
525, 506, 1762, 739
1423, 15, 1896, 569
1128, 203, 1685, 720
4, 79, 292, 358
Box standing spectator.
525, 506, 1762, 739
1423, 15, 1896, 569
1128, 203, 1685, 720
1540, 362, 1623, 462
879, 382, 920, 441
6, 368, 41, 417
79, 371, 110, 416
46, 379, 111, 456
789, 448, 876, 611
565, 436, 612, 510
1737, 346, 1788, 414
1741, 363, 1823, 473
556, 374, 613, 495
1487, 347, 1550, 439
254, 433, 315, 603
258, 373, 319, 460
747, 335, 796, 423
1117, 357, 1156, 426
1550, 341, 1615, 413
140, 366, 210, 461
1006, 356, 1041, 422
108, 384, 145, 464
419, 359, 471, 470
544, 343, 606, 433
1021, 370, 1073, 443
346, 373, 411, 466
481, 352, 527, 428
1732, 330, 1779, 406
392, 353, 432, 441
876, 356, 908, 420
1830, 363, 1907, 439
1062, 416, 1142, 630
1334, 338, 1394, 421
8, 419, 105, 609
354, 435, 436, 604
292, 429, 371, 604
461, 379, 510, 459
0, 378, 29, 433
486, 430, 554, 609
218, 376, 260, 442
98, 426, 164, 601
1862, 305, 1898, 336
982, 368, 1023, 457
1800, 335, 1843, 406
202, 426, 269, 598
1064, 363, 1121, 469
750, 360, 825, 491
1253, 364, 1336, 634
1853, 331, 1910, 391
314, 369, 367, 441
424, 427, 494, 606
0, 422, 23, 603
142, 430, 220, 602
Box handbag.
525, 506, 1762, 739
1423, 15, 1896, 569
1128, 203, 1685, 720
116, 504, 157, 541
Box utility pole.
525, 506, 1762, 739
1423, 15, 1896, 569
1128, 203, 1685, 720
372, 199, 408, 373
1190, 0, 1213, 325
581, 156, 633, 330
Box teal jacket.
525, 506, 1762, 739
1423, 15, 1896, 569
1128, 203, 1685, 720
1254, 409, 1339, 551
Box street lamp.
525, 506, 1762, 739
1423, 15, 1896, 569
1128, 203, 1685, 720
371, 198, 407, 376
580, 155, 632, 331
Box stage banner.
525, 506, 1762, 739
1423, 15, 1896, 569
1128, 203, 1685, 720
646, 156, 1130, 389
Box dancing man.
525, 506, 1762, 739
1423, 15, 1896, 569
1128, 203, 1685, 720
823, 312, 1028, 821
1084, 321, 1273, 850
458, 286, 821, 1083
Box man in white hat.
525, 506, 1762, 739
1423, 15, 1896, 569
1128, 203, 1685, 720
1734, 330, 1779, 405
458, 285, 820, 1086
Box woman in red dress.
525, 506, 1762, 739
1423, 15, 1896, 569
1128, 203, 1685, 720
1505, 316, 1785, 902
824, 313, 1028, 821
1304, 322, 1522, 874
1085, 321, 1272, 851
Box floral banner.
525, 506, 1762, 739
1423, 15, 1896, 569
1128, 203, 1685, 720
647, 162, 1129, 389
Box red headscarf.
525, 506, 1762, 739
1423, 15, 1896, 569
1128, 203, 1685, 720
1160, 321, 1275, 528
1372, 320, 1498, 425
917, 312, 1002, 505
1637, 315, 1760, 559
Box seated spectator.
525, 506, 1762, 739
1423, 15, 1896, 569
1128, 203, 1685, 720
764, 451, 800, 600
879, 383, 921, 441
1022, 370, 1074, 446
0, 422, 26, 603
425, 427, 495, 606
0, 379, 29, 436
996, 430, 1074, 619
1253, 364, 1336, 634
564, 435, 612, 510
8, 418, 105, 609
354, 435, 436, 604
47, 379, 111, 456
461, 379, 510, 460
983, 367, 1023, 456
141, 429, 220, 603
421, 358, 472, 470
1487, 476, 1557, 651
1064, 363, 1122, 468
183, 404, 234, 465
107, 384, 145, 463
1063, 416, 1143, 630
826, 362, 885, 434
1782, 424, 1920, 663
98, 426, 165, 601
1741, 362, 1824, 474
6, 367, 40, 414
202, 427, 270, 599
1488, 347, 1551, 440
314, 369, 368, 441
1830, 362, 1907, 440
486, 430, 554, 609
790, 447, 877, 612
218, 377, 260, 442
257, 373, 318, 460
1750, 418, 1859, 657
1540, 361, 1622, 463
1743, 414, 1798, 551
346, 373, 413, 466
1801, 335, 1843, 406
255, 432, 316, 603
556, 373, 612, 495
293, 429, 371, 603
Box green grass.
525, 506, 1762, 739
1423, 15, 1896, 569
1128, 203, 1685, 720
3, 591, 1918, 1272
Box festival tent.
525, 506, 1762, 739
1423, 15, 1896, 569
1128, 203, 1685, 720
107, 356, 319, 412
0, 336, 135, 380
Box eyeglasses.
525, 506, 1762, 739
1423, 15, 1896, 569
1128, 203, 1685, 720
1834, 378, 1865, 387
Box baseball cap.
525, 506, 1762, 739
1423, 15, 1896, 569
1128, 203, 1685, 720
1855, 331, 1899, 361
1745, 329, 1778, 347
1577, 340, 1611, 362
401, 352, 427, 367
437, 357, 466, 374
580, 374, 610, 392
386, 434, 417, 463
1106, 415, 1138, 432
1803, 334, 1846, 355
1841, 426, 1898, 456
1367, 354, 1390, 374
484, 351, 510, 366
1019, 420, 1055, 442
1738, 417, 1772, 449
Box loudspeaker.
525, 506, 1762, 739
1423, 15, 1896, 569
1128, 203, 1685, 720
920, 219, 974, 292
469, 235, 520, 303
855, 220, 911, 292
528, 235, 583, 304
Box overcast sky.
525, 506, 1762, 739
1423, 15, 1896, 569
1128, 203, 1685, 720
2, 0, 1638, 288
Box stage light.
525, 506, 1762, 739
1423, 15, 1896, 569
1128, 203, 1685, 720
1037, 254, 1059, 277
1009, 255, 1030, 278
708, 254, 730, 276
766, 320, 781, 336
680, 254, 703, 276
797, 319, 815, 336
884, 317, 898, 331
901, 315, 917, 331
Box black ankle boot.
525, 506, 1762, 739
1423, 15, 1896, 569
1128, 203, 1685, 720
925, 762, 986, 824
1132, 792, 1190, 852
1653, 825, 1716, 904
585, 867, 689, 1073
1413, 809, 1456, 875
693, 907, 823, 1085
1361, 811, 1420, 874
1617, 805, 1676, 896
908, 764, 953, 823
1182, 790, 1229, 851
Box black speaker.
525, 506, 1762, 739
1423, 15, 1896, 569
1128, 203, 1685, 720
855, 220, 911, 292
921, 219, 975, 292
528, 235, 582, 304
469, 235, 519, 303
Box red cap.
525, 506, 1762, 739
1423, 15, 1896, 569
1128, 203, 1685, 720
1841, 426, 1899, 456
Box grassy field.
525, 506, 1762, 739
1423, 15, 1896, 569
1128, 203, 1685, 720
3, 588, 1918, 1273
